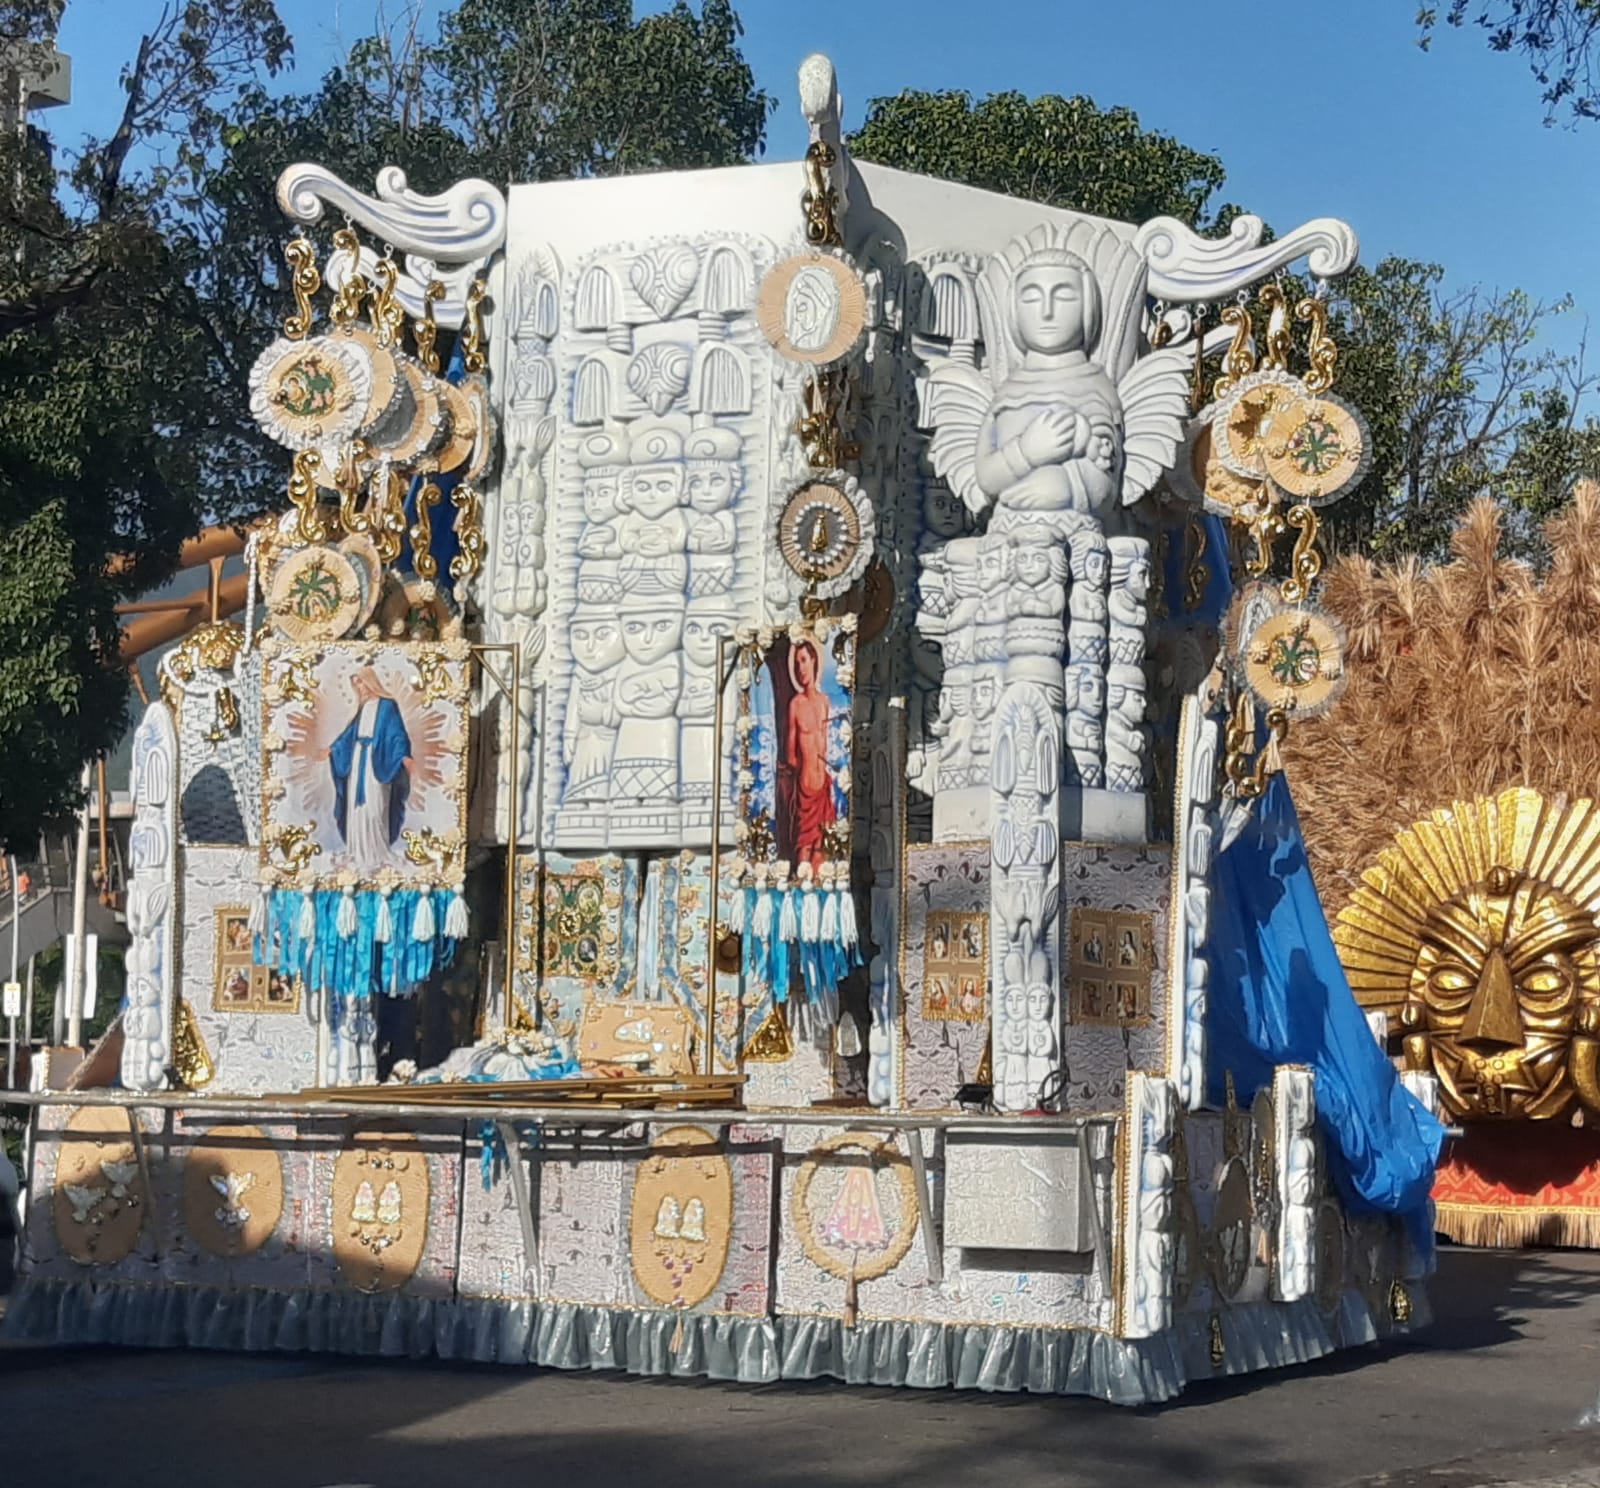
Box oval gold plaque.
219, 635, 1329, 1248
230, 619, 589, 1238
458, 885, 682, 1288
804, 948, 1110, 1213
629, 1125, 734, 1310
183, 1123, 284, 1259
331, 1126, 430, 1293
53, 1105, 146, 1266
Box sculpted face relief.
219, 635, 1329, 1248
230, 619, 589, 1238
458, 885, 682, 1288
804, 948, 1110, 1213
1014, 262, 1093, 357
1334, 790, 1600, 1125
1404, 866, 1600, 1121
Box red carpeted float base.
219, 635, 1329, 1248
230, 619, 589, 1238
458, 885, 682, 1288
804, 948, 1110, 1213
1435, 1123, 1600, 1248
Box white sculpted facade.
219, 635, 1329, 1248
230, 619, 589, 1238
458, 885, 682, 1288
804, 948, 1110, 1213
539, 234, 774, 849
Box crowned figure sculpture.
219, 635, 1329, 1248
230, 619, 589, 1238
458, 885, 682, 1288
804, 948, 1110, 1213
917, 220, 1189, 1108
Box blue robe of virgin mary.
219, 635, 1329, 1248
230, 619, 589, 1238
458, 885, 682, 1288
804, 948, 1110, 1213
328, 696, 411, 847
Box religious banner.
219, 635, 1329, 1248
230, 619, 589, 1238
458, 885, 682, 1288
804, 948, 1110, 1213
729, 618, 858, 1017
257, 638, 471, 1081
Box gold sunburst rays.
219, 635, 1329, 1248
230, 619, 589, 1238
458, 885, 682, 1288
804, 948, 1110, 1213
1334, 788, 1600, 1011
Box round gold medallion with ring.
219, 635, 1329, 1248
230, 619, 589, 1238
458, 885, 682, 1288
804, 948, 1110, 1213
1214, 369, 1308, 479
460, 373, 498, 482
339, 533, 383, 635
420, 378, 477, 475
776, 472, 874, 598
368, 360, 444, 467
1264, 394, 1370, 505
326, 321, 400, 436
757, 248, 869, 368
249, 334, 372, 451
1240, 604, 1347, 717
267, 543, 364, 642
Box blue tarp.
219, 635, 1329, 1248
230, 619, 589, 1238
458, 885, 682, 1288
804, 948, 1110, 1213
1171, 508, 1444, 1251
1204, 772, 1446, 1256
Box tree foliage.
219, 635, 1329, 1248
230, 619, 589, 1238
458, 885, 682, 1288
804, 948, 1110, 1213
0, 0, 291, 856
1419, 1, 1600, 122
849, 89, 1234, 228
1325, 257, 1600, 557
0, 0, 770, 854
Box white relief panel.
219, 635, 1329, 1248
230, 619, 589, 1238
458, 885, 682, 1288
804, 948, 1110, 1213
541, 232, 778, 851
122, 702, 178, 1091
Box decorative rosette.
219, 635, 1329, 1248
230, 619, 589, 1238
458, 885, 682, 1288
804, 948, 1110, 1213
1227, 582, 1347, 718
774, 470, 875, 599
1263, 393, 1372, 506
756, 245, 870, 369
1211, 369, 1310, 479
249, 334, 373, 451
265, 544, 365, 643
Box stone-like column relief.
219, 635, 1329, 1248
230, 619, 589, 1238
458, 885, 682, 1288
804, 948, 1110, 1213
123, 702, 180, 1091
1273, 1067, 1317, 1304
990, 684, 1062, 1110
544, 234, 775, 851
1122, 1071, 1179, 1337
915, 226, 1188, 1106
1170, 693, 1220, 1110
489, 251, 561, 838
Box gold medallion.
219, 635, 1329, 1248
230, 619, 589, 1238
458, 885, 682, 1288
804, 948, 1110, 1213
249, 334, 372, 451
1214, 370, 1308, 479
267, 543, 364, 642
1264, 395, 1370, 504
369, 360, 444, 466
778, 478, 862, 584
460, 373, 497, 482
422, 379, 477, 475
339, 532, 383, 635
1240, 605, 1347, 717
757, 249, 869, 368
1180, 417, 1269, 521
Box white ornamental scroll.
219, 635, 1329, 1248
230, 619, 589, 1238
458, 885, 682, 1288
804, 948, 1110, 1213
274, 164, 508, 327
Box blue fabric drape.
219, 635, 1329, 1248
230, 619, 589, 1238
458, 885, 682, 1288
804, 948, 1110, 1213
1204, 773, 1446, 1255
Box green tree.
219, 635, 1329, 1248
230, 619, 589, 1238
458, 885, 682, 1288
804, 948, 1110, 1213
849, 88, 1233, 228
1326, 257, 1598, 557
0, 0, 291, 857
0, 0, 771, 854
1419, 2, 1600, 122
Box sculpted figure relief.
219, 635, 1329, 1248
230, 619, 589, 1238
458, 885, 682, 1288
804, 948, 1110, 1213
915, 225, 1187, 820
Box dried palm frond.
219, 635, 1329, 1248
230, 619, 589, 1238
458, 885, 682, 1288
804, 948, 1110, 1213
1284, 485, 1600, 923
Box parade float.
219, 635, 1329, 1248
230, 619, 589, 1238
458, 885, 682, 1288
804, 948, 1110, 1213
1, 55, 1441, 1404
1289, 487, 1600, 1248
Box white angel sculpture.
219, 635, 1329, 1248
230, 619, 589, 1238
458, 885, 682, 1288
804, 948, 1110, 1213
921, 221, 1190, 533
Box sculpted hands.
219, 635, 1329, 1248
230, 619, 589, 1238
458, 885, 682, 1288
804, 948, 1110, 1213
1019, 409, 1096, 467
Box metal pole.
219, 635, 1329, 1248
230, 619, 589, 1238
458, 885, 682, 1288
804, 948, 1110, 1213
67, 761, 91, 1048
704, 635, 736, 1076
6, 853, 17, 1087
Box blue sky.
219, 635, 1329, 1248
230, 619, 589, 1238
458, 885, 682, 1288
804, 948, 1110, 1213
48, 0, 1600, 364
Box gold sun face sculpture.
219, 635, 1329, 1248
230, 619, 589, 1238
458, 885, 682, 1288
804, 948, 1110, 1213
1332, 788, 1600, 1123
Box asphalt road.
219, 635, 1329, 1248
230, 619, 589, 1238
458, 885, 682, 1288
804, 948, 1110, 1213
3, 1248, 1600, 1488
